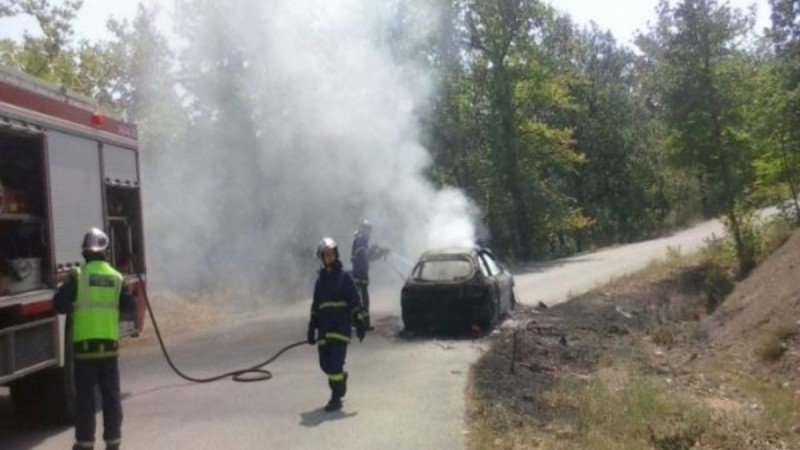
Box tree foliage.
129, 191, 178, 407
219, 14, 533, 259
1, 0, 797, 268
767, 0, 800, 221
638, 0, 759, 273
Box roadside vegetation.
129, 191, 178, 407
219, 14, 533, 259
469, 216, 800, 450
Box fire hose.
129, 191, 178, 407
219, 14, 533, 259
137, 274, 306, 383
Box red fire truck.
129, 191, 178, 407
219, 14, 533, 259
0, 64, 147, 422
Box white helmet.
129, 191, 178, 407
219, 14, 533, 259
82, 227, 109, 253
317, 237, 338, 260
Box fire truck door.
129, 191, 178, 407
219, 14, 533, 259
46, 130, 103, 272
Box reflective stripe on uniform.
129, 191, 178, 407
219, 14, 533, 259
74, 441, 94, 449
328, 373, 345, 381
325, 332, 351, 343
319, 301, 348, 310
317, 339, 327, 346
105, 438, 121, 445
73, 302, 119, 312
74, 351, 119, 360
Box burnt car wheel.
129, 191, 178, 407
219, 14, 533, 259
401, 302, 422, 333
401, 312, 418, 332
478, 298, 498, 330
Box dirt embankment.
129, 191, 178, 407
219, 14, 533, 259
471, 230, 800, 450
706, 231, 800, 369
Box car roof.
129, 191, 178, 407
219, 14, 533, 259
419, 246, 485, 259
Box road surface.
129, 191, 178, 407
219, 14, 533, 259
0, 218, 733, 449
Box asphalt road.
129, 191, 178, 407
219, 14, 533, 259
513, 217, 729, 306
0, 217, 737, 449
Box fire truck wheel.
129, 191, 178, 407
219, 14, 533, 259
10, 319, 76, 424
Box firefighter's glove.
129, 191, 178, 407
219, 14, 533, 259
307, 326, 317, 345
357, 325, 366, 343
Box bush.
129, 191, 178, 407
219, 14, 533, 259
755, 324, 798, 362
698, 235, 737, 313
756, 219, 795, 262
651, 324, 678, 347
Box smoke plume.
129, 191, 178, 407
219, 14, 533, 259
141, 0, 479, 303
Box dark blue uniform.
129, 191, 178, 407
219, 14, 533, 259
351, 232, 371, 283
350, 231, 387, 329
308, 260, 365, 409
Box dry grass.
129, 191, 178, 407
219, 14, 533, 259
755, 219, 795, 263
741, 377, 800, 435
469, 222, 800, 450
651, 323, 679, 347
542, 369, 708, 450
469, 351, 800, 450
466, 371, 546, 450
469, 363, 711, 450
754, 323, 798, 362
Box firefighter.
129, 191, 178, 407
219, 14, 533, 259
54, 228, 135, 450
307, 237, 366, 412
350, 219, 389, 331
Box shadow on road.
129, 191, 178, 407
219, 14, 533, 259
0, 388, 71, 449
299, 407, 358, 427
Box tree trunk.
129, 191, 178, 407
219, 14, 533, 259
698, 172, 711, 218
493, 63, 532, 260
780, 138, 800, 224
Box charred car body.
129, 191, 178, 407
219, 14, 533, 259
401, 247, 516, 334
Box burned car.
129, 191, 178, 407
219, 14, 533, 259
401, 247, 516, 334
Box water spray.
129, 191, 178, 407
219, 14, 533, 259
382, 258, 409, 283
387, 252, 415, 268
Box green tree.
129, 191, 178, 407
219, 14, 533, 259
639, 0, 758, 274
462, 0, 581, 259
14, 0, 82, 85
768, 0, 800, 221
0, 0, 124, 112
0, 0, 18, 16
563, 26, 667, 247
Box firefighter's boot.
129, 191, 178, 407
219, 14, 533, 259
324, 391, 343, 412
325, 379, 343, 412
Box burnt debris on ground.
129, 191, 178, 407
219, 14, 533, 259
471, 230, 800, 450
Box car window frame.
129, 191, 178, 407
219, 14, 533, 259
479, 251, 503, 277
412, 256, 476, 282
476, 253, 492, 277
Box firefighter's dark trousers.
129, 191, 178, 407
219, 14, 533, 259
74, 357, 122, 448
318, 342, 348, 399
355, 280, 371, 329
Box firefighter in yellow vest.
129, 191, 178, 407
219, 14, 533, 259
54, 228, 135, 450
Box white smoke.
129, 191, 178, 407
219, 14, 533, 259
141, 0, 479, 302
